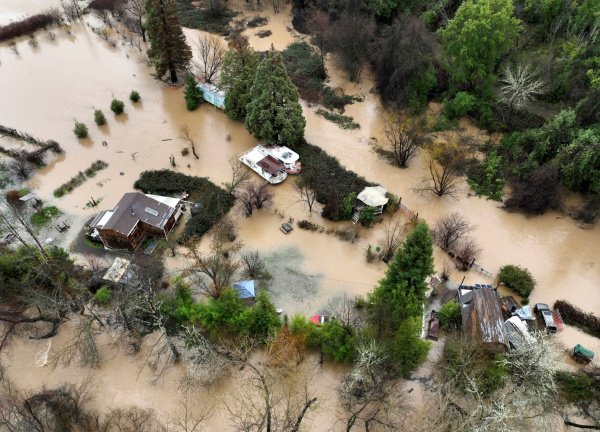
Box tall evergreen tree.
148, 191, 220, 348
368, 222, 434, 335
220, 47, 260, 121
244, 51, 306, 146
183, 74, 203, 110
145, 0, 192, 83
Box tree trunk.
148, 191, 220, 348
170, 63, 178, 83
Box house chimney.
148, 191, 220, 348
130, 205, 135, 216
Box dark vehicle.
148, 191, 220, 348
534, 303, 557, 334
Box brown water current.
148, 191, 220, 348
0, 3, 599, 429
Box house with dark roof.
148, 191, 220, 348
90, 192, 183, 251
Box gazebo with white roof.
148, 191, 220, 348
356, 186, 389, 214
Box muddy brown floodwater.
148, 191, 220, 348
0, 2, 599, 430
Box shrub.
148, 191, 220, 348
110, 98, 125, 114
184, 75, 203, 111
0, 14, 54, 42
181, 147, 189, 156
438, 300, 461, 330
315, 109, 360, 130
553, 300, 600, 338
290, 315, 320, 347
319, 320, 355, 363
295, 140, 371, 221
129, 90, 141, 102
30, 205, 60, 227
94, 286, 112, 305
358, 206, 376, 227
503, 165, 561, 214
134, 170, 234, 241
73, 121, 88, 138
94, 109, 106, 126
556, 371, 596, 402
498, 264, 536, 297
443, 91, 476, 120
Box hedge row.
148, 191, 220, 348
134, 170, 234, 241
296, 140, 371, 221
0, 14, 54, 41
554, 300, 600, 338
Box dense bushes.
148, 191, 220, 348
175, 0, 235, 35
498, 265, 536, 298
553, 300, 600, 338
0, 14, 55, 41
295, 140, 371, 220
438, 300, 461, 330
94, 286, 112, 305
129, 90, 141, 102
282, 42, 356, 111
160, 283, 280, 342
134, 170, 234, 241
94, 109, 107, 126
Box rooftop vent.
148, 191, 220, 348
144, 207, 159, 216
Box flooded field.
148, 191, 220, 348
0, 1, 599, 429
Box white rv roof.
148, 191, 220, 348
269, 146, 299, 163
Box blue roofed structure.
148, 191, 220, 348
233, 280, 256, 300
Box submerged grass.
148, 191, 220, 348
54, 160, 108, 197
176, 0, 235, 35
315, 109, 360, 130
31, 205, 61, 227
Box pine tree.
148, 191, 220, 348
244, 51, 306, 146
183, 74, 203, 110
379, 222, 434, 300
368, 222, 434, 335
145, 0, 192, 83
220, 47, 260, 121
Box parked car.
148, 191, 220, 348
534, 303, 558, 334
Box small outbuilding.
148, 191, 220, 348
233, 280, 256, 301
356, 186, 389, 214
198, 82, 225, 109
460, 287, 509, 351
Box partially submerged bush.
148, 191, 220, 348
438, 300, 461, 330
498, 264, 536, 298
553, 300, 600, 338
110, 98, 125, 114
0, 13, 54, 42
94, 109, 107, 126
94, 286, 112, 305
134, 170, 234, 241
73, 121, 88, 138
296, 140, 371, 220
129, 90, 141, 102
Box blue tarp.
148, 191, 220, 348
198, 83, 225, 109
233, 280, 256, 299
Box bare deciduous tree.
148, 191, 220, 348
294, 177, 317, 214
384, 116, 427, 168
338, 340, 407, 431
499, 62, 547, 113
179, 125, 199, 159
241, 250, 266, 279
425, 333, 563, 432
237, 182, 273, 217
225, 357, 318, 432
194, 34, 225, 84
123, 0, 146, 42
432, 212, 473, 252
418, 140, 466, 197
377, 217, 408, 262
331, 13, 375, 82
223, 156, 250, 195
454, 237, 482, 270
307, 10, 330, 74
183, 241, 241, 299
8, 158, 33, 180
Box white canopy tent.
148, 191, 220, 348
357, 186, 389, 214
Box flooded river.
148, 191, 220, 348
0, 1, 599, 429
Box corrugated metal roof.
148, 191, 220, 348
462, 288, 508, 348
233, 280, 256, 299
